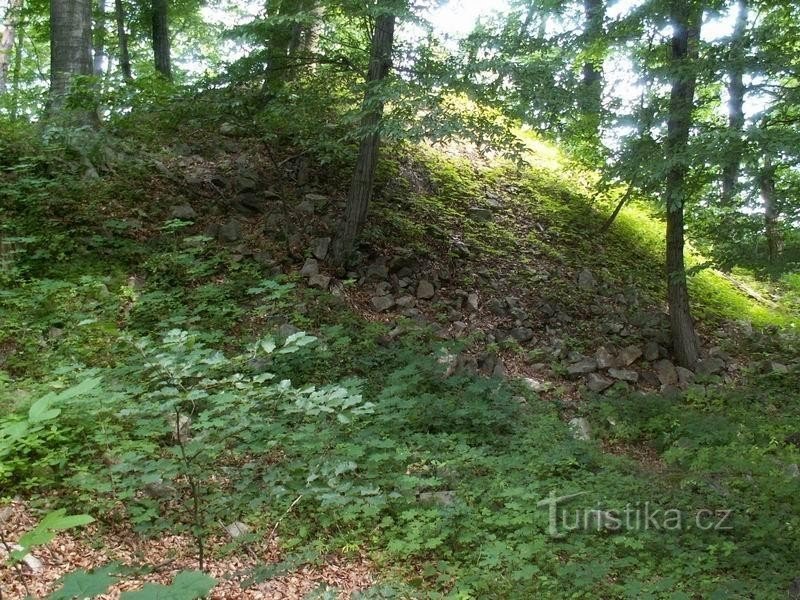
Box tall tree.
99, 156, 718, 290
93, 0, 107, 75
332, 6, 396, 267
720, 0, 747, 207
262, 0, 320, 96
151, 0, 171, 80
49, 0, 94, 117
114, 0, 131, 81
0, 0, 22, 94
577, 0, 604, 155
664, 0, 702, 368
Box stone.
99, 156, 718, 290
277, 323, 300, 338
653, 359, 678, 387
567, 358, 598, 377
786, 463, 800, 479
488, 298, 507, 315
438, 352, 459, 378
10, 545, 43, 572
608, 368, 639, 383
523, 377, 553, 393
296, 200, 315, 213
170, 204, 197, 220
451, 321, 468, 338
312, 237, 331, 260
676, 366, 695, 388
219, 219, 242, 243
304, 192, 328, 204
300, 258, 319, 277
617, 345, 643, 366
466, 292, 480, 312
366, 260, 389, 281
219, 122, 237, 135
395, 295, 417, 309
568, 417, 592, 441
416, 280, 435, 300
510, 327, 534, 343
418, 490, 456, 506
224, 521, 251, 539
789, 577, 800, 600
765, 361, 789, 374
696, 357, 725, 376
492, 360, 507, 378
577, 268, 596, 290
644, 341, 661, 362
371, 295, 395, 312
468, 206, 493, 221
586, 373, 613, 393
595, 347, 616, 369
308, 274, 331, 290
786, 432, 800, 448
168, 414, 192, 443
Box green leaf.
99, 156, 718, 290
15, 510, 95, 559
28, 393, 60, 423
121, 571, 216, 600
260, 338, 277, 354
49, 564, 118, 599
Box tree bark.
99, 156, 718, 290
151, 0, 171, 80
93, 0, 106, 75
664, 0, 702, 369
0, 0, 22, 94
759, 158, 781, 262
578, 0, 603, 132
332, 10, 396, 267
114, 0, 131, 81
49, 0, 94, 117
262, 0, 317, 95
720, 0, 747, 207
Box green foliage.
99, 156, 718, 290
10, 510, 94, 564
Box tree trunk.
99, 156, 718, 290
262, 0, 308, 95
664, 0, 702, 369
114, 0, 131, 81
0, 0, 22, 94
49, 0, 94, 118
759, 158, 781, 262
151, 0, 171, 80
720, 0, 747, 207
10, 20, 22, 117
93, 0, 106, 75
331, 10, 396, 267
578, 0, 603, 136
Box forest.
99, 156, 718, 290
0, 0, 799, 597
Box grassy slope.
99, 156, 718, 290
1, 110, 799, 599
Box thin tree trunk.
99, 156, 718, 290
664, 0, 702, 369
93, 0, 106, 75
10, 20, 22, 117
114, 0, 131, 81
262, 0, 301, 95
0, 0, 22, 94
49, 0, 94, 119
579, 0, 604, 138
332, 10, 396, 267
151, 0, 171, 80
720, 0, 747, 207
759, 157, 781, 262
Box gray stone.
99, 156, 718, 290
786, 463, 800, 479
170, 204, 197, 220
510, 327, 534, 343
523, 377, 553, 393
451, 321, 468, 338
577, 268, 596, 290
789, 577, 800, 600
224, 521, 251, 539
653, 359, 678, 387
296, 200, 315, 213
595, 347, 616, 369
418, 490, 456, 506
568, 417, 592, 441
696, 357, 725, 376
304, 192, 328, 204
608, 368, 639, 383
765, 361, 789, 374
219, 219, 242, 242
395, 295, 417, 309
219, 122, 237, 135
676, 366, 695, 388
617, 345, 643, 366
468, 206, 493, 221
168, 414, 192, 443
308, 274, 331, 290
312, 237, 331, 260
371, 295, 395, 312
416, 280, 435, 300
466, 292, 480, 312
488, 298, 507, 315
366, 261, 389, 281
644, 341, 661, 362
10, 545, 43, 572
300, 258, 319, 277
586, 373, 613, 393
492, 360, 507, 378
278, 323, 300, 338
567, 359, 598, 377
374, 281, 392, 297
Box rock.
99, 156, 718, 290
233, 192, 267, 216
487, 298, 507, 315
786, 463, 800, 479
644, 341, 661, 362
416, 280, 435, 300
308, 274, 331, 290
418, 490, 456, 506
586, 373, 613, 393
296, 200, 315, 213
304, 192, 328, 204
438, 352, 459, 378
466, 292, 480, 312
617, 345, 643, 367
764, 361, 789, 374
653, 359, 678, 387
567, 359, 598, 377
224, 521, 251, 539
143, 479, 177, 499
468, 206, 493, 221
696, 357, 725, 376
168, 414, 192, 443
451, 321, 468, 338
219, 122, 237, 135
523, 377, 553, 393
170, 204, 197, 220
789, 577, 800, 600
277, 323, 300, 338
510, 327, 534, 343
395, 295, 416, 309
365, 260, 389, 281
577, 268, 596, 290
10, 545, 43, 572
311, 237, 331, 260
786, 432, 800, 448
568, 417, 592, 441
608, 368, 639, 383
492, 360, 507, 378
676, 366, 695, 388
219, 219, 242, 243
300, 258, 319, 277
371, 295, 395, 312
595, 347, 616, 369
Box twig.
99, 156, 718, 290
267, 495, 303, 545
